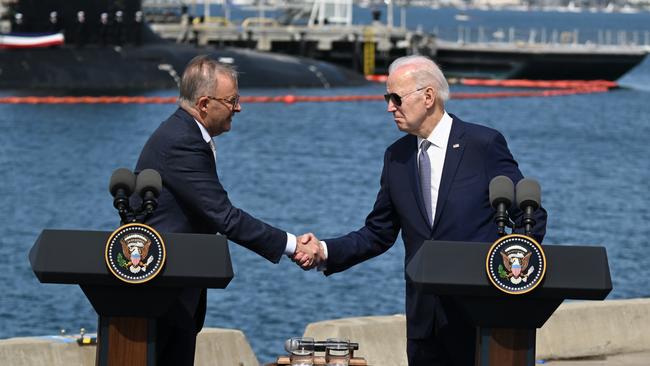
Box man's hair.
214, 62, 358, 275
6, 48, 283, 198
178, 55, 238, 108
388, 55, 449, 102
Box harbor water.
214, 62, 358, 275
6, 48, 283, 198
1, 9, 650, 364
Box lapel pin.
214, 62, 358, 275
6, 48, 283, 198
453, 143, 460, 149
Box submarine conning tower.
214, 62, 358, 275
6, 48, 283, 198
3, 0, 161, 46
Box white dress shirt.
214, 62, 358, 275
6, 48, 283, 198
193, 119, 297, 256
417, 111, 453, 227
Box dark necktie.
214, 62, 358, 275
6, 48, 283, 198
419, 139, 432, 227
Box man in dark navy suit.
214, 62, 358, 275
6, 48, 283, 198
297, 56, 547, 365
135, 55, 321, 366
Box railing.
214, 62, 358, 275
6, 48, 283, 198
434, 26, 650, 48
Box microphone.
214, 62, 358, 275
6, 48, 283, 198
135, 169, 162, 217
284, 339, 359, 353
516, 178, 541, 237
489, 175, 514, 236
109, 168, 136, 223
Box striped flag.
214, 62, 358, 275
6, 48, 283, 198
0, 32, 65, 49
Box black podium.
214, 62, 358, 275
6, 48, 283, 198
406, 241, 612, 366
29, 229, 233, 366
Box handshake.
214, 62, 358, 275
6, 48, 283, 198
292, 233, 326, 270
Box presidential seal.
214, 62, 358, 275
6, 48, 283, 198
105, 223, 166, 284
486, 234, 546, 295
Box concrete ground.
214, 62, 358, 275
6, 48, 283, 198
542, 351, 650, 366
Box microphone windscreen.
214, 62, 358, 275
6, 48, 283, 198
489, 175, 514, 208
284, 338, 297, 353
136, 169, 162, 198
109, 168, 136, 197
516, 178, 541, 209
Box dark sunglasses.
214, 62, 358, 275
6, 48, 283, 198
205, 94, 240, 109
383, 87, 428, 106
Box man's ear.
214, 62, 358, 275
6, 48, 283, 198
197, 97, 208, 112
425, 87, 437, 109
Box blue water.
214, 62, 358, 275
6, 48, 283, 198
1, 9, 650, 364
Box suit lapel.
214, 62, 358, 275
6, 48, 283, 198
407, 135, 432, 229
432, 117, 466, 232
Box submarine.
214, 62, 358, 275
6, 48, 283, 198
0, 0, 367, 94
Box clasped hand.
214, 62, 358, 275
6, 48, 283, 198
292, 233, 325, 270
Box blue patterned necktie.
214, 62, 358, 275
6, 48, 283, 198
419, 139, 433, 227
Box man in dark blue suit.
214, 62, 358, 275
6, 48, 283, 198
135, 55, 321, 366
298, 56, 547, 365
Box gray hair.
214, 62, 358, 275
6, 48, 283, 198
388, 55, 449, 102
178, 55, 238, 108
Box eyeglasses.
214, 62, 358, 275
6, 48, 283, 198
383, 87, 428, 106
205, 94, 240, 110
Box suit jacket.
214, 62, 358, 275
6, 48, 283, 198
324, 115, 547, 339
134, 107, 287, 331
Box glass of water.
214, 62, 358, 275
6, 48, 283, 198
289, 337, 315, 366
325, 338, 350, 366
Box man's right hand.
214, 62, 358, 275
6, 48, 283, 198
292, 232, 325, 270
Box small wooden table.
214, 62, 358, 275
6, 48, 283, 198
272, 355, 368, 365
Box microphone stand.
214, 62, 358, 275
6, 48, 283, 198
494, 203, 512, 237
522, 206, 536, 237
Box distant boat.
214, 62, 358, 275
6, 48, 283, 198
566, 1, 582, 13
454, 13, 470, 22
619, 4, 639, 14
603, 3, 615, 13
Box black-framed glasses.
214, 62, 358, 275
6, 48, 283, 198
383, 87, 428, 106
205, 94, 240, 110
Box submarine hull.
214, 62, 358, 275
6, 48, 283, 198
0, 43, 367, 94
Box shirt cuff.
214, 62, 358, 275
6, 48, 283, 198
284, 232, 297, 257
317, 240, 328, 271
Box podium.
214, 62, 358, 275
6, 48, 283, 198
29, 229, 233, 366
406, 241, 612, 366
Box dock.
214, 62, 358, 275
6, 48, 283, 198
142, 0, 649, 80
148, 19, 649, 80
150, 21, 421, 74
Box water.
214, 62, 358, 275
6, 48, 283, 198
1, 9, 650, 364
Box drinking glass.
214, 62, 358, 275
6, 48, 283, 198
289, 337, 315, 366
325, 338, 350, 366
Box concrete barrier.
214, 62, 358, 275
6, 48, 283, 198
0, 328, 258, 366
537, 298, 650, 360
0, 336, 96, 366
304, 314, 407, 366
195, 328, 258, 366
303, 298, 650, 364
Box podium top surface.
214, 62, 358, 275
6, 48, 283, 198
29, 229, 233, 289
406, 240, 612, 300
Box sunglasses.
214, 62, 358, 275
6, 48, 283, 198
383, 87, 428, 106
205, 94, 240, 110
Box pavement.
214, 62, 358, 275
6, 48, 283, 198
542, 351, 650, 366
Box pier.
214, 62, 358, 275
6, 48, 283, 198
146, 3, 649, 80
150, 21, 422, 74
